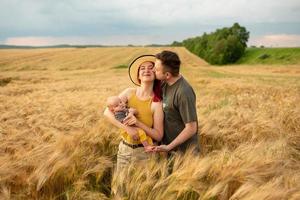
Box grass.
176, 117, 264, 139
112, 64, 128, 69
0, 47, 299, 199
203, 97, 230, 114
236, 47, 300, 65
205, 70, 234, 78
0, 77, 12, 86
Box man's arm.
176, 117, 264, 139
155, 84, 198, 151
154, 121, 197, 152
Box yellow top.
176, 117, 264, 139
120, 90, 153, 145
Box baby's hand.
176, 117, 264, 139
144, 145, 155, 153
128, 108, 138, 115
123, 113, 137, 126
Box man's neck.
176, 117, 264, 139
166, 74, 182, 86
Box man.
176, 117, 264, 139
153, 50, 200, 154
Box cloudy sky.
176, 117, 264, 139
1, 0, 300, 47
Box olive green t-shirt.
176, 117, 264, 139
162, 76, 199, 152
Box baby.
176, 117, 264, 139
106, 96, 153, 150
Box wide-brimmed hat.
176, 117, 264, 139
128, 54, 156, 86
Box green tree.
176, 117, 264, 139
171, 41, 182, 46
178, 23, 250, 65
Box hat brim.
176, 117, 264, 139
128, 55, 156, 86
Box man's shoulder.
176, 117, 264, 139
180, 76, 193, 87
177, 77, 195, 95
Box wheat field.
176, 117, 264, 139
0, 47, 299, 200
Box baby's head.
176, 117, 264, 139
107, 96, 126, 113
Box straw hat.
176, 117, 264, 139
128, 55, 156, 86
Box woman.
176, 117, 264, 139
104, 55, 164, 172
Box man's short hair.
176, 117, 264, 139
155, 50, 181, 76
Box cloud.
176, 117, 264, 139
1, 0, 300, 31
249, 34, 300, 47
1, 0, 300, 45
4, 35, 173, 46
4, 37, 73, 46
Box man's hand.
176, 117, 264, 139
153, 145, 171, 152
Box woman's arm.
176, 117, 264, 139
103, 107, 126, 130
123, 101, 164, 142
103, 107, 139, 140
103, 88, 139, 140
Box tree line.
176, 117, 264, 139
172, 23, 250, 65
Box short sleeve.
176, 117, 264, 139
177, 87, 197, 124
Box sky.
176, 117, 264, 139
1, 0, 300, 47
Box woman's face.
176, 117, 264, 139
138, 61, 155, 83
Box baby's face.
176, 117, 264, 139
113, 98, 126, 112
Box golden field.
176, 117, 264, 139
0, 47, 299, 200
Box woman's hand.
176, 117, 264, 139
124, 126, 139, 141
144, 146, 156, 153
123, 113, 138, 126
